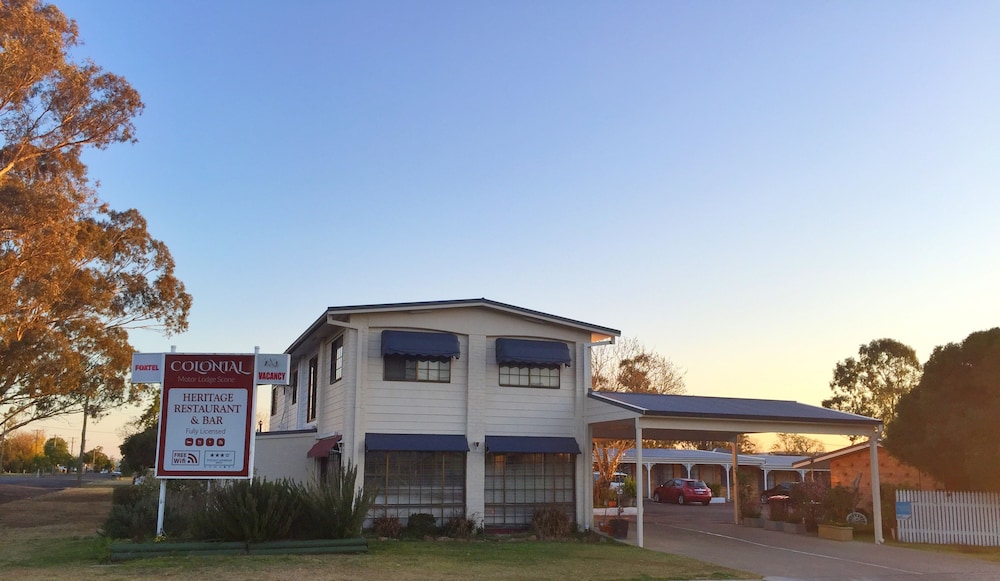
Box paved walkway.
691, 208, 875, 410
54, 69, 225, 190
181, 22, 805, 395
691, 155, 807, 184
619, 501, 1000, 580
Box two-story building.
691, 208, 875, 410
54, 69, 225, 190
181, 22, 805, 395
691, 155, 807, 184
255, 298, 619, 530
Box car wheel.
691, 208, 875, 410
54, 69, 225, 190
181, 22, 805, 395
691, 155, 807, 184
653, 492, 661, 503
677, 495, 686, 505
703, 501, 711, 506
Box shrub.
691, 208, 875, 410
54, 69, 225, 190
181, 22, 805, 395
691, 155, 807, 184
300, 460, 376, 539
112, 485, 144, 507
373, 515, 403, 538
707, 482, 722, 497
405, 513, 439, 537
738, 482, 761, 518
102, 491, 159, 541
192, 478, 305, 544
530, 505, 573, 540
822, 485, 856, 524
443, 513, 479, 538
101, 477, 204, 541
621, 476, 637, 501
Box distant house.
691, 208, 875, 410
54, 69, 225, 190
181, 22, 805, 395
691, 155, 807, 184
255, 298, 619, 530
792, 442, 941, 511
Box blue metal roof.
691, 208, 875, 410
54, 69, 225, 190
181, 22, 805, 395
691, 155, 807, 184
495, 338, 571, 367
589, 391, 881, 427
485, 435, 581, 454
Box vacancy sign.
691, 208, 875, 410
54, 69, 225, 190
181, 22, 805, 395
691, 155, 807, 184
155, 353, 257, 479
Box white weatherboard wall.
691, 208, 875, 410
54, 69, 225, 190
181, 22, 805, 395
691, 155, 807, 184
263, 303, 607, 527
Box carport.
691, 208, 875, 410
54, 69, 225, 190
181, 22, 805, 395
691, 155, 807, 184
585, 391, 884, 548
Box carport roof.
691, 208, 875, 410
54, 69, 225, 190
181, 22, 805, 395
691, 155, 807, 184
587, 391, 881, 441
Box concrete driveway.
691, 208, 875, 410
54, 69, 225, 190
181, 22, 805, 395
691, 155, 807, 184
621, 500, 1000, 580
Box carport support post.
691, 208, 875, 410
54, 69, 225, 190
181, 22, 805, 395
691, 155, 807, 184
635, 420, 644, 548
731, 441, 740, 525
869, 430, 884, 544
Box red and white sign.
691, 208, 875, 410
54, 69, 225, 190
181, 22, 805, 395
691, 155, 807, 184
155, 354, 257, 479
130, 353, 165, 384
255, 353, 291, 384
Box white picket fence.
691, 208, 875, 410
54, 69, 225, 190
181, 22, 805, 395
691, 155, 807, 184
895, 489, 1000, 546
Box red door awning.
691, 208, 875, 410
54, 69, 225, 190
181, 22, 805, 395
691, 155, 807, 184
306, 435, 342, 458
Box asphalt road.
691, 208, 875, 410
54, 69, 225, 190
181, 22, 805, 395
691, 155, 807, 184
0, 472, 120, 503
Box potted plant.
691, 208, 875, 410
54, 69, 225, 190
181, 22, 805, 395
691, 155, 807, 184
608, 478, 635, 539
817, 522, 853, 541
817, 485, 856, 541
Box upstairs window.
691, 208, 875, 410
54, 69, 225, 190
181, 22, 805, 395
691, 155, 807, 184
290, 369, 298, 405
381, 330, 459, 383
307, 356, 318, 422
330, 335, 344, 383
384, 357, 451, 382
495, 338, 570, 389
500, 365, 560, 388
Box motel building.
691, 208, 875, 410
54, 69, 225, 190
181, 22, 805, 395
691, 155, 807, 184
255, 299, 886, 545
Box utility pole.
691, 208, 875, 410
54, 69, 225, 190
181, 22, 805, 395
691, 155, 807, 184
0, 418, 6, 474
77, 397, 89, 487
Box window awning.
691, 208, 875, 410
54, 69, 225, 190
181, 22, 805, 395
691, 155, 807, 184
495, 338, 571, 367
365, 433, 469, 452
381, 330, 460, 360
485, 435, 581, 454
306, 435, 342, 458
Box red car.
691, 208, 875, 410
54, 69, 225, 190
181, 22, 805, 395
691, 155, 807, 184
652, 478, 713, 505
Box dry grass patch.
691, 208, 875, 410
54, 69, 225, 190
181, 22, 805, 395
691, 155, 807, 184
0, 485, 112, 537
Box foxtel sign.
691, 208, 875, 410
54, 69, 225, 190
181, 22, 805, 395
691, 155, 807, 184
130, 352, 292, 386
130, 351, 290, 479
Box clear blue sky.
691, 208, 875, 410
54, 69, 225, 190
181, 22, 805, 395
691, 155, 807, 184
37, 1, 1000, 455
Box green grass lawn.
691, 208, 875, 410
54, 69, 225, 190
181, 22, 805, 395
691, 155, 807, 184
0, 535, 755, 580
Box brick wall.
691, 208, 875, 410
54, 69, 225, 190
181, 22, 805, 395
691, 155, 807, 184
830, 447, 941, 510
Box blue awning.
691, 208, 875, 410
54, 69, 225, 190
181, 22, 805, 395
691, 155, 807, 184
485, 435, 581, 454
495, 338, 571, 367
381, 330, 460, 360
365, 433, 469, 452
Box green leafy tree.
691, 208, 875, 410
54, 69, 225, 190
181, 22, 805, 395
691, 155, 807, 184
81, 446, 111, 470
0, 0, 191, 438
886, 328, 1000, 491
822, 338, 921, 441
43, 435, 72, 467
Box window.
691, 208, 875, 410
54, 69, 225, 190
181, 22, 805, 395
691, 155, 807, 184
499, 365, 560, 388
270, 386, 278, 415
484, 453, 575, 528
384, 356, 451, 382
306, 356, 318, 422
290, 370, 298, 405
364, 450, 466, 523
330, 335, 344, 383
